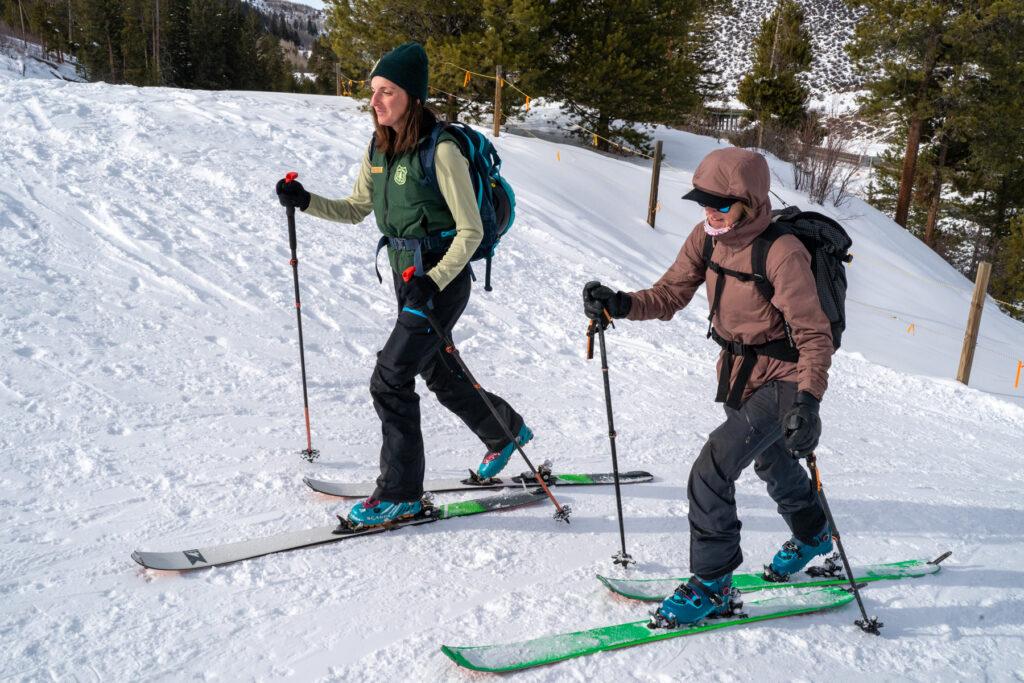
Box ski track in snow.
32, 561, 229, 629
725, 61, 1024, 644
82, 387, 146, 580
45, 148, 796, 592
1, 74, 1023, 681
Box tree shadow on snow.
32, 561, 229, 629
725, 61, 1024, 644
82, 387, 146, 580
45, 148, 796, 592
561, 486, 1024, 541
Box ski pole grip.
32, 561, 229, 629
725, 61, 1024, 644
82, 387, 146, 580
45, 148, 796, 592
402, 265, 416, 283
283, 172, 299, 250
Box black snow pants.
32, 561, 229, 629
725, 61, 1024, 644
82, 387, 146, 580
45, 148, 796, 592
688, 380, 827, 579
370, 267, 524, 502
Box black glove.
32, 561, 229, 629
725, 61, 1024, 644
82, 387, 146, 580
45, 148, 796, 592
402, 273, 439, 310
583, 281, 632, 321
783, 391, 821, 458
276, 177, 311, 211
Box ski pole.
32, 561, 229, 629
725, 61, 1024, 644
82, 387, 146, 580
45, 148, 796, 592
805, 452, 881, 634
283, 171, 319, 463
401, 266, 571, 523
586, 313, 634, 568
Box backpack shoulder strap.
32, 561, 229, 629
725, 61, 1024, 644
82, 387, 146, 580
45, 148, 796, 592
701, 233, 713, 269
418, 121, 449, 196
751, 222, 789, 303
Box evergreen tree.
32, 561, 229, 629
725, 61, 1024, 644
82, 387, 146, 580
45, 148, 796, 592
950, 1, 1024, 272
992, 216, 1024, 322
120, 0, 156, 84
847, 0, 961, 228
257, 33, 293, 92
75, 0, 126, 82
325, 0, 478, 92
857, 1, 1024, 307
547, 0, 712, 152
162, 0, 193, 86
189, 0, 230, 89
219, 0, 246, 88
737, 0, 812, 144
234, 10, 263, 89
428, 0, 556, 123
306, 35, 338, 94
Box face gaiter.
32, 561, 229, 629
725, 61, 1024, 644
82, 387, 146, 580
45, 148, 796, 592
703, 218, 732, 237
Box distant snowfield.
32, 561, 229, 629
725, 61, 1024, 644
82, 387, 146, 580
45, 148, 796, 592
1, 77, 1022, 681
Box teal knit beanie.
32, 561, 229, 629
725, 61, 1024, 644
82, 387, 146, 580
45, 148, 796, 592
369, 42, 429, 103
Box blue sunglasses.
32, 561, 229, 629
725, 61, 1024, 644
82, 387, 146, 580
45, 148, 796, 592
698, 201, 735, 213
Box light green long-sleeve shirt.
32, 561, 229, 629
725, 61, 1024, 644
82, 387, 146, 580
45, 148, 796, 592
304, 141, 484, 291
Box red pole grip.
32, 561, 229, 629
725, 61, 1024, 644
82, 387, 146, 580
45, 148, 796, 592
284, 171, 298, 183
402, 266, 416, 282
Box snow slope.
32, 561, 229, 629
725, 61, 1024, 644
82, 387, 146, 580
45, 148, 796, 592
0, 44, 82, 83
1, 78, 1022, 681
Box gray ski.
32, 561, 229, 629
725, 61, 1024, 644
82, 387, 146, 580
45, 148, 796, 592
132, 488, 547, 571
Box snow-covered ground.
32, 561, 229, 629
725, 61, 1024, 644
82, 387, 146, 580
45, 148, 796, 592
0, 43, 82, 82
2, 73, 1022, 681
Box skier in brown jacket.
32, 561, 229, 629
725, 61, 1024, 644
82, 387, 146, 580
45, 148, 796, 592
583, 147, 834, 627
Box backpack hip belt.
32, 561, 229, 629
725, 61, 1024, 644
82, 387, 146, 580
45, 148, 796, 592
374, 231, 456, 283
709, 327, 799, 410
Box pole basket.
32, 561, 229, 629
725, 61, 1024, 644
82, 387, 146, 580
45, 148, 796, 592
856, 616, 883, 635
612, 550, 635, 568
552, 504, 573, 524
300, 448, 320, 463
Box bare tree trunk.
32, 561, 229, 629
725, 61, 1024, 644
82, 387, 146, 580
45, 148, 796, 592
923, 140, 948, 248
108, 35, 116, 81
894, 33, 942, 228
895, 116, 923, 227
154, 0, 161, 84
597, 111, 610, 152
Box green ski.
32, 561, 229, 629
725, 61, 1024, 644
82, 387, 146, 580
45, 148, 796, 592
597, 552, 951, 601
441, 586, 854, 672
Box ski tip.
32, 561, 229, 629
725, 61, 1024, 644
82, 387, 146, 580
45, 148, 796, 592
130, 551, 145, 567
928, 550, 953, 566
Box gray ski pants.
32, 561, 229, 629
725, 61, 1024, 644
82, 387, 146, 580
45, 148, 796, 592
688, 380, 826, 578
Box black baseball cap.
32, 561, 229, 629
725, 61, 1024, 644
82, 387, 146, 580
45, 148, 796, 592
682, 187, 737, 208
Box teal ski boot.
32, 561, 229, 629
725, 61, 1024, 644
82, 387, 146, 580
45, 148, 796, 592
345, 497, 424, 529
765, 525, 834, 581
477, 424, 533, 479
649, 573, 736, 629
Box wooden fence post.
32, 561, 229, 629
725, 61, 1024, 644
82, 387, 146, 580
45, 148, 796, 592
646, 140, 664, 229
447, 93, 457, 122
956, 260, 992, 385
493, 64, 503, 137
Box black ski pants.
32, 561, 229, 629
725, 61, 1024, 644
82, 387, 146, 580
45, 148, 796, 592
370, 267, 524, 502
688, 380, 826, 579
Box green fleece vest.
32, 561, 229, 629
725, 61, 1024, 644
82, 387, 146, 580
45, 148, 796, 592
370, 132, 458, 274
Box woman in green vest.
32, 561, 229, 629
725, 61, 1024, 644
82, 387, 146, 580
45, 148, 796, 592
275, 42, 531, 528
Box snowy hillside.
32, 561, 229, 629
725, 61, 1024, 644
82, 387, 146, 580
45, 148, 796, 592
711, 0, 865, 102
1, 77, 1022, 681
0, 44, 82, 82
